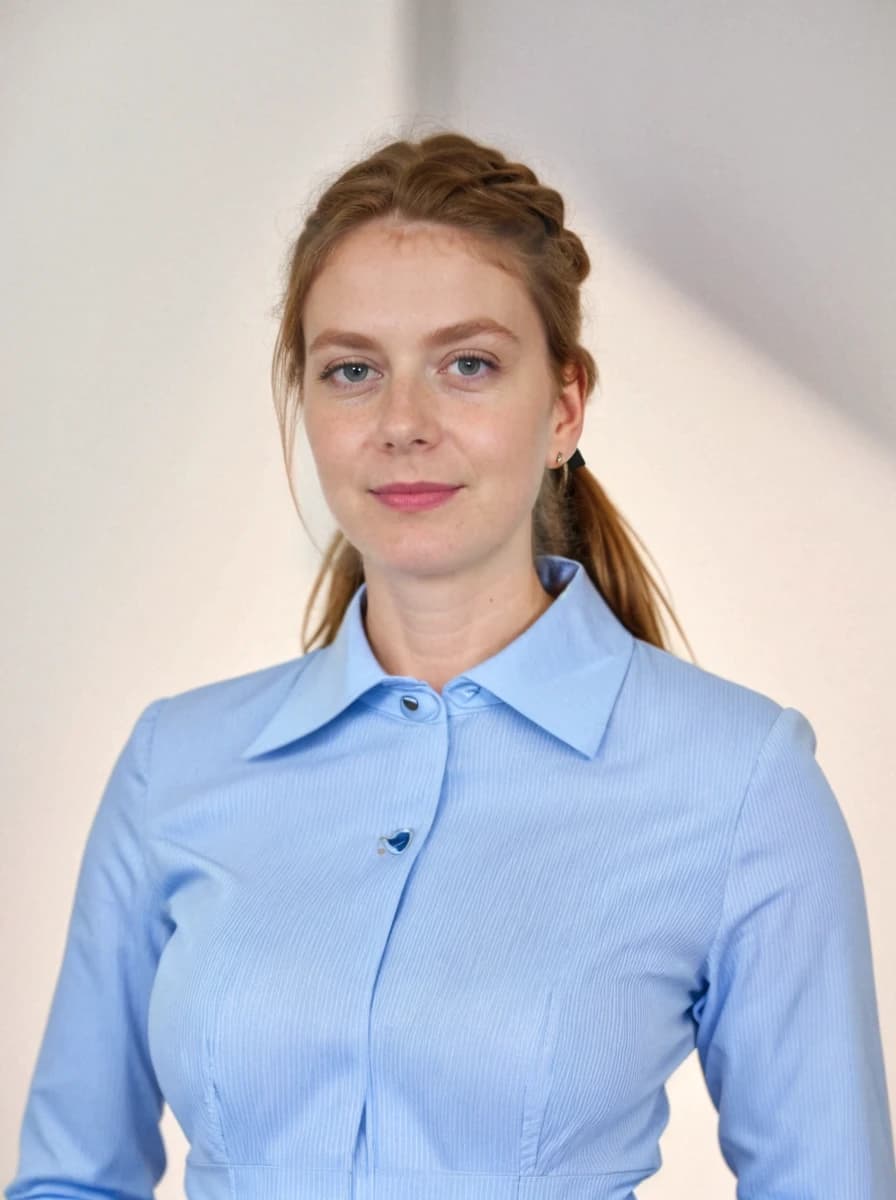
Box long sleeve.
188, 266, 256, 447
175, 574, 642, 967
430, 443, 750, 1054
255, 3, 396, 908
692, 705, 896, 1196
5, 699, 170, 1200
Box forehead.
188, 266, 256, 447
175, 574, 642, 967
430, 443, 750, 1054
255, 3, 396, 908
305, 219, 533, 329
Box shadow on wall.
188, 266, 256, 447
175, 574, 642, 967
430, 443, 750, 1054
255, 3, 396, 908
400, 0, 896, 448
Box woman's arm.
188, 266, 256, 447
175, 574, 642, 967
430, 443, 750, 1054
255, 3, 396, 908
692, 705, 896, 1196
4, 699, 170, 1200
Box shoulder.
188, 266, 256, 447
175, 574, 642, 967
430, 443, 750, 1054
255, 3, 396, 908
143, 651, 321, 776
626, 635, 783, 729
617, 637, 789, 791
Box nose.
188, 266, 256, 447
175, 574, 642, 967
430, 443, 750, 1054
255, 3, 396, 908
374, 377, 441, 452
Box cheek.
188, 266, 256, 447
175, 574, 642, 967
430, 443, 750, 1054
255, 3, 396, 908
305, 415, 361, 476
473, 429, 545, 490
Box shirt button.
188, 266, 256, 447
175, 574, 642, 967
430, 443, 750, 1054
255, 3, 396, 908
378, 828, 414, 854
395, 690, 438, 720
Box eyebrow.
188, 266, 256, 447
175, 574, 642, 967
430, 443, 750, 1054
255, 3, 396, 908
306, 318, 521, 357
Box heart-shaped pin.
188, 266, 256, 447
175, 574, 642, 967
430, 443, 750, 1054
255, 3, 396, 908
378, 829, 413, 854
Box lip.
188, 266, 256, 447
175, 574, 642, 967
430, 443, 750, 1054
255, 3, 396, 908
371, 482, 460, 494
372, 486, 463, 512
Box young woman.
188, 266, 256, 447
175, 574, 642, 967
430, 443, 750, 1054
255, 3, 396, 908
7, 130, 894, 1200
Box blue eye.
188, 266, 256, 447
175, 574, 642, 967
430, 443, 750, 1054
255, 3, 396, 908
318, 352, 499, 389
319, 361, 372, 385
448, 354, 496, 378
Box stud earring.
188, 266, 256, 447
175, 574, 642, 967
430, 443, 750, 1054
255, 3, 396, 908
554, 448, 586, 471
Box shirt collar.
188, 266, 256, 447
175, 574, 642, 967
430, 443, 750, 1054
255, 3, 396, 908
240, 553, 635, 762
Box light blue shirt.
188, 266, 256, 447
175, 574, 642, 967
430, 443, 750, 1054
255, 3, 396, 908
6, 553, 895, 1200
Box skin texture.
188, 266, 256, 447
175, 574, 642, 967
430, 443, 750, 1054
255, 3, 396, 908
301, 216, 587, 694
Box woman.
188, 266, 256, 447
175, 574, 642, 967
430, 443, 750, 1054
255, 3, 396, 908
6, 131, 895, 1199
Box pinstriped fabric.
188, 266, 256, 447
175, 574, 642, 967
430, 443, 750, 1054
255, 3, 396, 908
5, 553, 895, 1199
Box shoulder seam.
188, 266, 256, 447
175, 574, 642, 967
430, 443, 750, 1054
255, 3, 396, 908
140, 698, 168, 910
700, 703, 787, 978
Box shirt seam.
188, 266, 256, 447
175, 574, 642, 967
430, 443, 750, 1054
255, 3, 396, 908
371, 1167, 656, 1178
140, 696, 168, 912
699, 703, 786, 980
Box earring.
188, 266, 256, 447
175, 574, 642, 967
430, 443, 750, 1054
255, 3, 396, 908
555, 452, 564, 465
555, 448, 586, 471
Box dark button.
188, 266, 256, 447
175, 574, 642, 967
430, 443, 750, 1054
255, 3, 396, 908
379, 829, 414, 854
400, 695, 419, 711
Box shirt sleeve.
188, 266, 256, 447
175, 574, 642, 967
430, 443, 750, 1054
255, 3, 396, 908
4, 698, 170, 1200
692, 705, 896, 1196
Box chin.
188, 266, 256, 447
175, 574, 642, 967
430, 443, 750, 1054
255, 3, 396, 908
362, 540, 472, 577
381, 540, 462, 564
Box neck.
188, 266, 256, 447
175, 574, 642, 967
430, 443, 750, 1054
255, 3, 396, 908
360, 556, 556, 694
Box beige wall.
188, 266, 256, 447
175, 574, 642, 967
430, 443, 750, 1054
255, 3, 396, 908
2, 2, 893, 1194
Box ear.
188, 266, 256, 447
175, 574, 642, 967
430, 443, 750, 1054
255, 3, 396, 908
551, 359, 587, 448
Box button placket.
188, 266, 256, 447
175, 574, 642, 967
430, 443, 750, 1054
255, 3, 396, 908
378, 689, 438, 856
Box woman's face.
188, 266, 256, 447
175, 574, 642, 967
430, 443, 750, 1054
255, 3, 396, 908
301, 217, 584, 582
